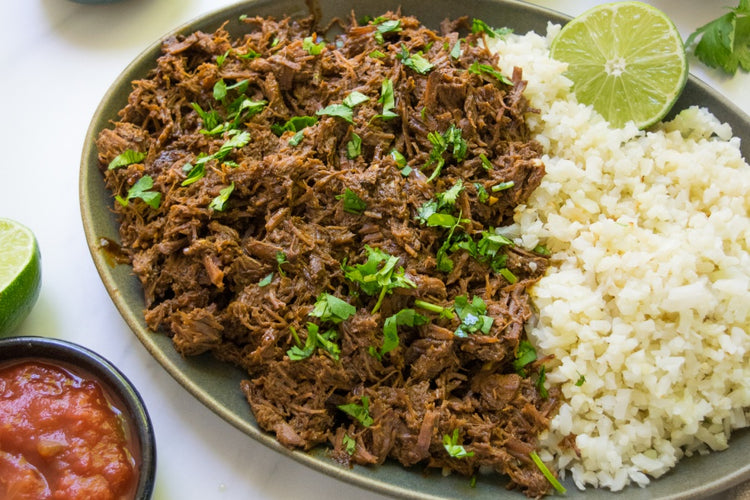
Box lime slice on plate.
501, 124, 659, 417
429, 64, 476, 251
0, 218, 42, 334
550, 1, 688, 129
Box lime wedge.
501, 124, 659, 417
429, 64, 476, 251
550, 1, 688, 129
0, 218, 42, 334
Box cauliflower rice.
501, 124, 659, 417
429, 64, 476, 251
487, 25, 750, 491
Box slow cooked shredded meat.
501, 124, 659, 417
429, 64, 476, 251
96, 12, 560, 497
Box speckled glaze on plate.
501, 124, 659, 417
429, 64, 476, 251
79, 1, 750, 498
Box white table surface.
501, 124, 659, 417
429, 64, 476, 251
1, 1, 748, 499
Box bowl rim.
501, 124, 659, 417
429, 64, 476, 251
0, 335, 156, 500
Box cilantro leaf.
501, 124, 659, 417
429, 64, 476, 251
115, 175, 161, 209
471, 18, 513, 39
342, 434, 357, 455
443, 429, 474, 458
453, 295, 494, 337
343, 91, 370, 108
338, 396, 374, 427
397, 44, 434, 74
108, 149, 145, 170
469, 61, 513, 86
346, 132, 362, 159
209, 182, 235, 211
310, 293, 357, 323
424, 124, 467, 181
302, 35, 325, 55
686, 1, 750, 75
287, 322, 341, 360
271, 116, 318, 135
513, 340, 537, 375
181, 163, 205, 186
376, 308, 428, 358
336, 188, 367, 214
450, 39, 463, 59
343, 246, 416, 313
258, 273, 273, 287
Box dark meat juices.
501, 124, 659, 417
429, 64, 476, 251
0, 361, 137, 500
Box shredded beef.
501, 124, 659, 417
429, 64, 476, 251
96, 12, 561, 498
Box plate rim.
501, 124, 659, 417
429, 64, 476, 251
79, 1, 750, 498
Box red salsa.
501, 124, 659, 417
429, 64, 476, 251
0, 361, 138, 500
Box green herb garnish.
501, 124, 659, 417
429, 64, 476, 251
443, 429, 474, 458
108, 149, 145, 170
287, 323, 341, 360
302, 35, 325, 55
397, 44, 434, 74
530, 451, 567, 494
336, 188, 367, 214
209, 182, 235, 211
346, 132, 362, 159
453, 295, 494, 337
471, 18, 513, 39
343, 246, 416, 314
338, 396, 374, 427
513, 340, 537, 376
115, 175, 161, 209
310, 293, 357, 324
468, 61, 513, 85
686, 0, 750, 76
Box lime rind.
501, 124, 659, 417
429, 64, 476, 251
550, 1, 688, 129
0, 218, 42, 334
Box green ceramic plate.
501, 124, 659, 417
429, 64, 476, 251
80, 1, 750, 498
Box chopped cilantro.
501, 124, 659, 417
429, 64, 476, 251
469, 61, 513, 85
209, 182, 235, 211
373, 18, 402, 43
498, 267, 518, 284
310, 293, 357, 324
276, 251, 288, 277
443, 429, 474, 458
513, 340, 537, 376
397, 44, 434, 74
342, 434, 357, 455
374, 308, 428, 358
346, 132, 362, 159
115, 175, 161, 209
453, 295, 494, 337
108, 149, 145, 170
343, 91, 370, 108
491, 180, 515, 192
375, 78, 398, 120
336, 188, 367, 214
471, 18, 513, 39
302, 35, 325, 55
343, 246, 416, 313
474, 183, 489, 203
181, 163, 205, 186
287, 322, 340, 360
536, 365, 549, 399
575, 373, 586, 386
450, 39, 463, 59
534, 244, 551, 256
424, 124, 467, 181
271, 115, 318, 136
479, 153, 493, 171
369, 49, 386, 58
258, 272, 273, 287
338, 396, 374, 427
216, 50, 230, 67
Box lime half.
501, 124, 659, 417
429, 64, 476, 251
0, 218, 42, 334
550, 1, 688, 129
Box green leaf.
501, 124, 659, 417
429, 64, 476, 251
397, 44, 434, 74
181, 163, 205, 186
336, 188, 367, 214
302, 35, 325, 55
687, 3, 750, 75
343, 434, 357, 455
575, 373, 586, 386
342, 246, 416, 313
288, 130, 305, 146
258, 273, 273, 287
443, 429, 474, 458
213, 79, 228, 101
378, 308, 428, 357
209, 182, 235, 211
450, 39, 463, 59
346, 132, 362, 159
117, 175, 161, 209
471, 18, 513, 39
375, 78, 398, 120
453, 295, 494, 337
536, 365, 549, 399
310, 293, 357, 323
413, 299, 455, 320
343, 91, 370, 108
216, 50, 230, 67
474, 183, 489, 203
424, 124, 466, 182
338, 396, 374, 427
271, 115, 318, 135
316, 104, 354, 123
108, 149, 145, 170
369, 49, 386, 58
513, 340, 537, 375
286, 323, 341, 361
